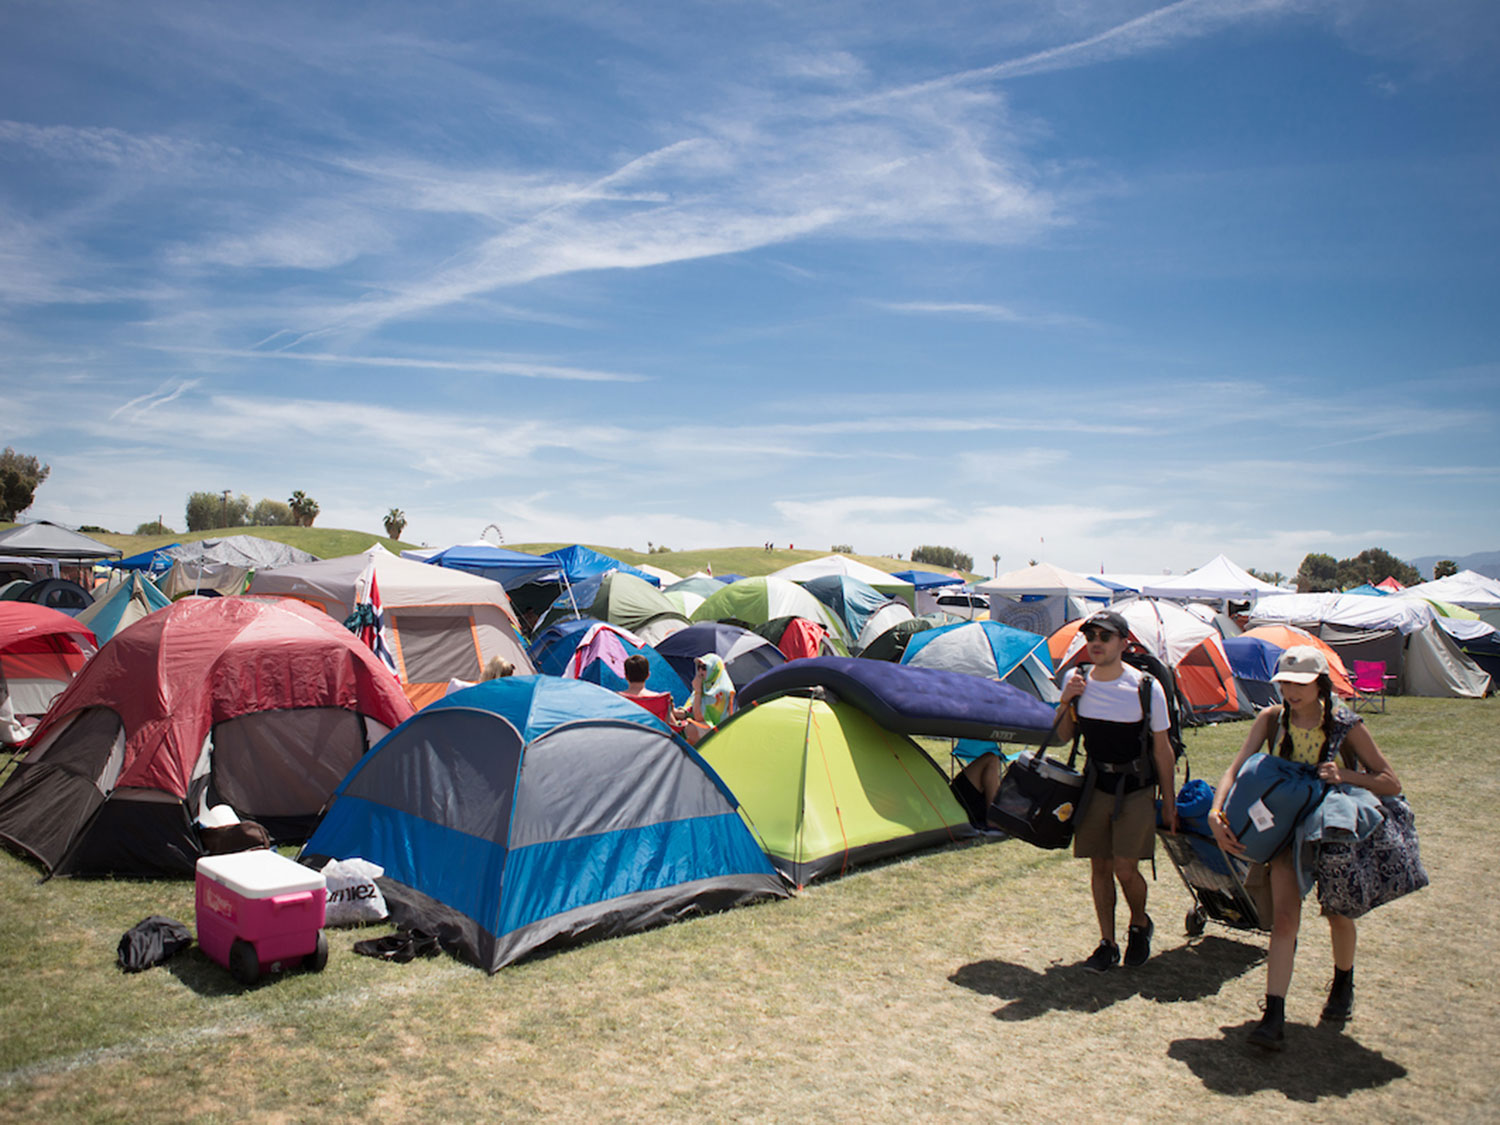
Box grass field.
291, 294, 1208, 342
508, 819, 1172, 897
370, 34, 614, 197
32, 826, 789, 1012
0, 697, 1493, 1123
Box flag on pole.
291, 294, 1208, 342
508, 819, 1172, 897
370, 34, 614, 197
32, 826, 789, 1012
344, 561, 399, 677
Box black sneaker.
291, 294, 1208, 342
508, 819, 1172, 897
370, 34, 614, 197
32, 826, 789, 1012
1123, 915, 1154, 967
1082, 939, 1120, 973
1320, 974, 1354, 1024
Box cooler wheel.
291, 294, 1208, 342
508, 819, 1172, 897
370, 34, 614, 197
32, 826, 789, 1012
307, 930, 329, 973
1185, 907, 1206, 937
229, 938, 260, 985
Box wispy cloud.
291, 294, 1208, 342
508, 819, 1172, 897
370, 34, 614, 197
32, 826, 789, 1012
143, 345, 649, 383
872, 299, 1096, 328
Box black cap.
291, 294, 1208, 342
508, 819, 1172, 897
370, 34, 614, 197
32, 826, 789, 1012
1082, 609, 1130, 638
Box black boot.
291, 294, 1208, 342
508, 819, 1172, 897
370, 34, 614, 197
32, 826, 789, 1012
1321, 967, 1354, 1025
1248, 994, 1286, 1052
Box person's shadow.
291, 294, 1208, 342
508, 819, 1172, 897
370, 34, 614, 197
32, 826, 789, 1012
951, 935, 1264, 1021
1168, 1023, 1406, 1101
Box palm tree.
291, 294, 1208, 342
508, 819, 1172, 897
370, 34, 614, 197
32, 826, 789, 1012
992, 553, 1000, 577
288, 490, 320, 528
384, 508, 407, 540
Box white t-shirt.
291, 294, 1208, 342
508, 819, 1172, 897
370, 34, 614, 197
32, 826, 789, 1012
1062, 665, 1170, 732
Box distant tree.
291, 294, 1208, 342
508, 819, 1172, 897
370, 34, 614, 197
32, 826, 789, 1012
134, 520, 175, 535
288, 491, 320, 528
1295, 552, 1339, 593
1248, 567, 1287, 586
1433, 559, 1458, 580
384, 508, 407, 539
831, 543, 854, 554
651, 544, 672, 554
1335, 547, 1421, 590
991, 553, 1000, 577
911, 545, 974, 572
186, 490, 251, 532
251, 499, 294, 526
77, 524, 114, 534
0, 448, 50, 521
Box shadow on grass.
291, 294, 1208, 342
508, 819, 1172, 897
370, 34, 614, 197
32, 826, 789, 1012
951, 935, 1264, 1020
1168, 1023, 1407, 1101
164, 947, 313, 996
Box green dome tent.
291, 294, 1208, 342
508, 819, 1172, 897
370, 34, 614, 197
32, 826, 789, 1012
690, 577, 851, 650
697, 694, 974, 886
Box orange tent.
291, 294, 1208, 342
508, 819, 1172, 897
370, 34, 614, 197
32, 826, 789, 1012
1242, 625, 1353, 698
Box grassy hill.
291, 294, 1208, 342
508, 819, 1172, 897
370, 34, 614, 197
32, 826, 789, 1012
0, 522, 411, 560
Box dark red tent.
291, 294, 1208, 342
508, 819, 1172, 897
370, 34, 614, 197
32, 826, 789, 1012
0, 603, 97, 721
0, 597, 414, 876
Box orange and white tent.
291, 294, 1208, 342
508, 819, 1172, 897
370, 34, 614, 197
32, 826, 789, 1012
248, 545, 532, 707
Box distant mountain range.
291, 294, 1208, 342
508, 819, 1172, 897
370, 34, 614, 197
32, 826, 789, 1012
1409, 550, 1500, 581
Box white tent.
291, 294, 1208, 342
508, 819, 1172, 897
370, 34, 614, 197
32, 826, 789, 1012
247, 545, 532, 707
975, 562, 1108, 598
635, 563, 682, 585
1248, 592, 1434, 635
769, 555, 915, 606
1140, 555, 1287, 601
1400, 570, 1500, 609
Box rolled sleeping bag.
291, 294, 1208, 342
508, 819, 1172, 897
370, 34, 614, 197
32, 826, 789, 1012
1221, 752, 1327, 864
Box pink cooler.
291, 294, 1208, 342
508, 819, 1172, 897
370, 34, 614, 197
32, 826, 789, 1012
196, 850, 329, 984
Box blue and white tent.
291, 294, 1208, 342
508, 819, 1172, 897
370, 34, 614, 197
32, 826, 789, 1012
900, 619, 1060, 703
302, 676, 786, 972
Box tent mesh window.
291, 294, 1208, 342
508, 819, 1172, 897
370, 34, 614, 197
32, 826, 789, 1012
391, 612, 482, 684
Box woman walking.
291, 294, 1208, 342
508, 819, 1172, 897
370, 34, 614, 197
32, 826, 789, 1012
1208, 646, 1401, 1051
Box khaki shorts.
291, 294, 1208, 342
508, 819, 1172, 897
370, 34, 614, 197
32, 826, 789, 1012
1072, 785, 1156, 860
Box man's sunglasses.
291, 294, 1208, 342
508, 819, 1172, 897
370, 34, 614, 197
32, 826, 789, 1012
1081, 627, 1120, 642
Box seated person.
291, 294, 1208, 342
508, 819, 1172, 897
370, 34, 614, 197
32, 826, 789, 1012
950, 749, 1005, 832
618, 654, 688, 731
682, 654, 735, 746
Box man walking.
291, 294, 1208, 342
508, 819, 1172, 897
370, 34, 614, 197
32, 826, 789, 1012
1055, 610, 1178, 971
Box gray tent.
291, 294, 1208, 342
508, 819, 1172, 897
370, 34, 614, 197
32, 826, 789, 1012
161, 536, 318, 597
0, 522, 120, 561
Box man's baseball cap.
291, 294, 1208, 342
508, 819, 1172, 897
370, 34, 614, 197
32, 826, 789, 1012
1081, 609, 1130, 639
1271, 645, 1328, 684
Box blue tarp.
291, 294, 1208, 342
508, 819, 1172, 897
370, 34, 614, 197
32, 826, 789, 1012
543, 545, 660, 586
424, 545, 560, 590
735, 656, 1057, 745
111, 544, 179, 574
891, 570, 964, 590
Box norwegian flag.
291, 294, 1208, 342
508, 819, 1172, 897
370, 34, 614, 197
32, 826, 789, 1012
344, 561, 400, 677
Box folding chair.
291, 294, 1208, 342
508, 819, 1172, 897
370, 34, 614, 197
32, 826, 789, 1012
1351, 660, 1393, 713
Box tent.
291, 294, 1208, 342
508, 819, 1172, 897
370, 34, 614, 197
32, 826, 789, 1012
301, 677, 787, 971
854, 600, 917, 655
159, 536, 318, 598
416, 544, 560, 590
636, 563, 681, 585
527, 618, 599, 676
0, 522, 121, 561
690, 577, 851, 647
754, 616, 847, 661
1139, 555, 1287, 602
0, 598, 414, 876
73, 571, 171, 644
543, 545, 661, 586
976, 562, 1107, 599
975, 563, 1109, 638
1220, 636, 1285, 711
769, 555, 915, 607
661, 575, 726, 619
901, 620, 1059, 703
1240, 625, 1353, 697
856, 613, 946, 663
0, 604, 97, 720
891, 569, 964, 591
801, 575, 911, 651
559, 622, 690, 704
655, 622, 786, 689
111, 544, 179, 575
538, 571, 689, 646
247, 545, 532, 707
698, 691, 975, 886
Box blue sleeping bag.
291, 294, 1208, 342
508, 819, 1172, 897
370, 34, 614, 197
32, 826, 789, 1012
1222, 753, 1328, 864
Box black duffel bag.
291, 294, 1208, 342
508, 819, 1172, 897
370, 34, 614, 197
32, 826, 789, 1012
987, 710, 1085, 850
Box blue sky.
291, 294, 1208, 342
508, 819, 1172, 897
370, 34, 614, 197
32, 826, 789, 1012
3, 0, 1496, 577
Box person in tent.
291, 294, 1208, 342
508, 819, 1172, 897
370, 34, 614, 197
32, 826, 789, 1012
618, 654, 687, 732
1054, 609, 1178, 973
1208, 646, 1401, 1051
683, 653, 735, 745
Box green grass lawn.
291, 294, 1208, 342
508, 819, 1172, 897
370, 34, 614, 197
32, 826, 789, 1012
1, 697, 1494, 1122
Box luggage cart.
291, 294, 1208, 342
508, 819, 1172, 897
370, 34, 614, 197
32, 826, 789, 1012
1158, 827, 1267, 936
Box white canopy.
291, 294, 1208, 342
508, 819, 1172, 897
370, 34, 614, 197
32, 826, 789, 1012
975, 562, 1106, 598
1247, 592, 1435, 635
1400, 570, 1500, 609
769, 555, 914, 600
1140, 555, 1286, 600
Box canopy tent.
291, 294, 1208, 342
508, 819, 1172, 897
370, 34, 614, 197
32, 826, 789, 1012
111, 544, 179, 574
769, 555, 915, 607
976, 562, 1107, 599
160, 535, 318, 598
1139, 555, 1287, 601
416, 544, 560, 590
901, 620, 1059, 703
247, 545, 531, 707
73, 571, 171, 644
1248, 592, 1434, 635
801, 575, 910, 652
542, 545, 661, 586
302, 677, 786, 971
1401, 570, 1500, 610
698, 692, 975, 886
690, 577, 852, 647
0, 522, 121, 561
0, 604, 97, 722
891, 569, 965, 591
0, 598, 414, 876
654, 623, 786, 689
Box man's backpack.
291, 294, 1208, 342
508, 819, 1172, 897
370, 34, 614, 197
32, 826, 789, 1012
1067, 646, 1187, 785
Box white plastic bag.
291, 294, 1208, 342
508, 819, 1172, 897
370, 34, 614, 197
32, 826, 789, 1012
321, 857, 388, 926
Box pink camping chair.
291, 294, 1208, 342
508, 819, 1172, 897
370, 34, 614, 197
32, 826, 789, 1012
1351, 660, 1393, 713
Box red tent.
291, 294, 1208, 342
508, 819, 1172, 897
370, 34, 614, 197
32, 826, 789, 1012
0, 597, 414, 876
0, 603, 97, 721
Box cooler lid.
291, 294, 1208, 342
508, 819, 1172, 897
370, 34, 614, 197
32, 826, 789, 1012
195, 850, 326, 898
